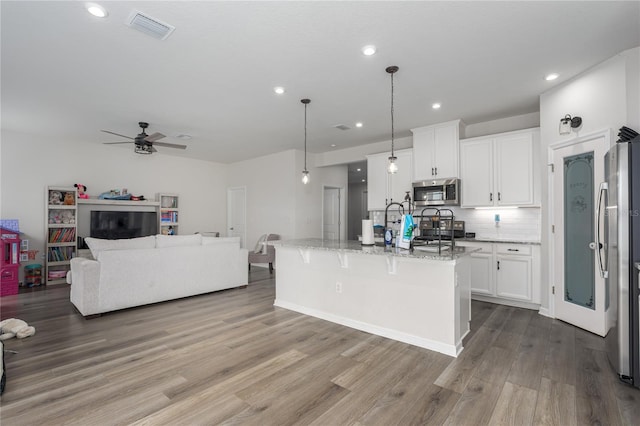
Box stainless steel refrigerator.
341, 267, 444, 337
605, 138, 640, 388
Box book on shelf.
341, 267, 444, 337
49, 227, 76, 243
160, 211, 178, 223
48, 246, 74, 261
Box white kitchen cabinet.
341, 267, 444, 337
459, 138, 493, 207
411, 120, 462, 181
366, 153, 389, 210
464, 242, 494, 296
496, 255, 532, 301
460, 128, 539, 208
366, 149, 413, 210
458, 241, 541, 309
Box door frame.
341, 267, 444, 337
322, 185, 346, 241
227, 186, 247, 248
547, 128, 612, 319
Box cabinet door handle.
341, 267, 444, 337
431, 167, 434, 176
490, 193, 493, 201
434, 167, 438, 175
498, 192, 501, 201
497, 260, 500, 270
507, 248, 519, 252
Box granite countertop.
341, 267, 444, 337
274, 238, 480, 261
457, 237, 541, 245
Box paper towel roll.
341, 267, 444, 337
361, 220, 375, 245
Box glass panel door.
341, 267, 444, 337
552, 132, 608, 337
563, 152, 595, 309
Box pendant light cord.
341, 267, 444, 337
304, 102, 307, 170
390, 71, 395, 157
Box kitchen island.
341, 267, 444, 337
273, 239, 478, 357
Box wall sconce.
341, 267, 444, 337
559, 114, 582, 135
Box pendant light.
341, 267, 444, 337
386, 66, 399, 174
301, 98, 311, 184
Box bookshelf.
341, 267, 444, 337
45, 186, 77, 285
157, 193, 179, 235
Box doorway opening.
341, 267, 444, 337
347, 161, 368, 241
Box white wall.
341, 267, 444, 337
539, 46, 640, 313
1, 129, 228, 269
294, 150, 349, 240
464, 112, 540, 139
226, 149, 348, 250
315, 136, 412, 167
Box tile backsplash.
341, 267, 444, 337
371, 207, 541, 242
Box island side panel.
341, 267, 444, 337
274, 246, 470, 357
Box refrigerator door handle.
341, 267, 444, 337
596, 182, 608, 278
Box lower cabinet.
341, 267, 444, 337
458, 241, 540, 308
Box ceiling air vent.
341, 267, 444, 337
333, 124, 351, 131
126, 11, 175, 40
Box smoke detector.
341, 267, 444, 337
126, 10, 175, 40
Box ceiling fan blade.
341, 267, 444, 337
103, 141, 133, 145
150, 146, 158, 153
145, 132, 166, 142
101, 130, 135, 140
153, 141, 187, 150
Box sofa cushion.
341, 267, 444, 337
85, 236, 156, 259
202, 236, 240, 246
156, 234, 202, 248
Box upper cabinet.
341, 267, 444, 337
367, 149, 413, 210
460, 128, 540, 208
411, 120, 463, 181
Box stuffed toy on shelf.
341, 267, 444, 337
74, 183, 88, 199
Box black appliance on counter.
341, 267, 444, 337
415, 217, 465, 241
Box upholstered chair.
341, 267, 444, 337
248, 234, 280, 273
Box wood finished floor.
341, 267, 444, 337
1, 267, 639, 425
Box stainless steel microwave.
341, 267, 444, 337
413, 178, 460, 206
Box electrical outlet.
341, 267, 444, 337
335, 281, 342, 293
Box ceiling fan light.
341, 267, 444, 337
134, 145, 152, 155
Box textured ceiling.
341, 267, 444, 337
2, 1, 639, 163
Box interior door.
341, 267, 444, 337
552, 135, 608, 336
227, 186, 246, 248
323, 187, 341, 241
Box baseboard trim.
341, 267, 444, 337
274, 299, 460, 357
471, 294, 540, 311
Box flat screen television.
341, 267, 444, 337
90, 211, 158, 240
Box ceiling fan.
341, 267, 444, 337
102, 122, 187, 154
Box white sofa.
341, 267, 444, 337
70, 234, 248, 317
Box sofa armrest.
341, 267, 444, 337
70, 257, 101, 317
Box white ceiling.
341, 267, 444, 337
2, 1, 639, 164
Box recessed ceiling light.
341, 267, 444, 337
273, 86, 285, 95
176, 134, 192, 140
331, 144, 337, 147
86, 3, 108, 18
356, 168, 361, 172
361, 45, 377, 56
432, 103, 441, 110
355, 122, 363, 128
545, 73, 559, 81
